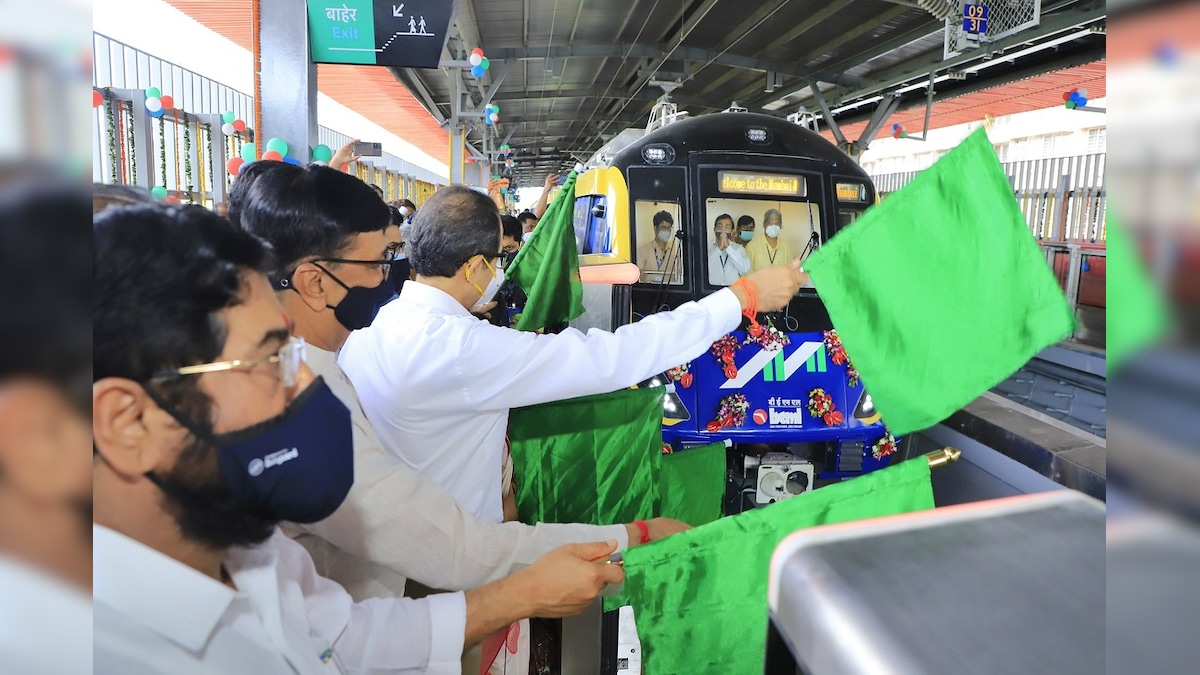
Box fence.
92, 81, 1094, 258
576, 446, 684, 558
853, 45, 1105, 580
871, 152, 1107, 247
91, 33, 445, 207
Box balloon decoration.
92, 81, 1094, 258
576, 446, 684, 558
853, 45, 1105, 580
233, 119, 247, 132
164, 196, 181, 204
283, 157, 301, 166
241, 142, 257, 163
150, 185, 168, 200
265, 137, 289, 156
339, 164, 350, 172
262, 150, 283, 161
222, 123, 237, 136
159, 95, 174, 110
891, 123, 908, 139
470, 47, 490, 79
312, 144, 334, 162
146, 87, 161, 99
92, 89, 103, 108
227, 157, 245, 176
221, 110, 237, 125
144, 96, 163, 113
484, 103, 500, 126
1063, 88, 1090, 110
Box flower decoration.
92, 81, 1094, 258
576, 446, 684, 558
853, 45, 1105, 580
706, 393, 749, 433
661, 442, 674, 455
743, 316, 790, 351
807, 388, 844, 426
824, 329, 860, 388
872, 432, 898, 461
666, 363, 693, 388
710, 334, 741, 379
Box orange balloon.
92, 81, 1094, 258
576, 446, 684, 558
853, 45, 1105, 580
164, 196, 181, 204
92, 90, 103, 108
159, 95, 174, 110
226, 157, 245, 175
262, 150, 283, 161
233, 119, 247, 132
340, 164, 349, 172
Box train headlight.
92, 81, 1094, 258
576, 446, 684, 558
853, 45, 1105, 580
641, 144, 676, 164
745, 127, 773, 144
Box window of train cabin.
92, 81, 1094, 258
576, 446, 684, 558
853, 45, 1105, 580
702, 197, 822, 286
834, 181, 870, 233
572, 195, 611, 254
634, 200, 684, 285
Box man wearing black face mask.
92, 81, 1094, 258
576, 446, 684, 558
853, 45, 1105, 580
491, 215, 526, 328
93, 204, 623, 674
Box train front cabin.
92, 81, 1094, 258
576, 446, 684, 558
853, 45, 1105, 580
566, 111, 896, 503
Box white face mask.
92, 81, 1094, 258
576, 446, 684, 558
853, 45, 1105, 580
399, 207, 411, 217
765, 224, 781, 238
656, 229, 672, 243
469, 257, 505, 307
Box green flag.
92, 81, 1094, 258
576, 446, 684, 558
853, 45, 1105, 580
659, 442, 725, 527
508, 386, 663, 526
805, 128, 1076, 435
624, 457, 935, 675
506, 170, 584, 332
1105, 208, 1167, 371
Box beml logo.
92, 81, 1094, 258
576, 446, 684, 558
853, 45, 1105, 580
720, 341, 827, 389
768, 408, 804, 425
248, 448, 300, 476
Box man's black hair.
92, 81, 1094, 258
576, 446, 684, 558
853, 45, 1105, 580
407, 186, 501, 278
226, 160, 280, 227
0, 184, 92, 411
653, 210, 674, 227
233, 162, 391, 286
501, 214, 522, 242
516, 211, 537, 225
737, 214, 756, 229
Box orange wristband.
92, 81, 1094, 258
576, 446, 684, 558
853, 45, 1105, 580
731, 277, 760, 325
634, 519, 651, 544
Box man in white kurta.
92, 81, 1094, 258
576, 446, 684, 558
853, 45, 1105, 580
339, 186, 808, 523
707, 213, 751, 286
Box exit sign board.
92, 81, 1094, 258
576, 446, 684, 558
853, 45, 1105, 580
308, 1, 453, 68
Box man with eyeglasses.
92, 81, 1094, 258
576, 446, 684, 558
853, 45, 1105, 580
233, 164, 667, 674
93, 202, 624, 673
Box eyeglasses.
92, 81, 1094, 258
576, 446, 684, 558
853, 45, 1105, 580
149, 336, 307, 387
315, 249, 401, 279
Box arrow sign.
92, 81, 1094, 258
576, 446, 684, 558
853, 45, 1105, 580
308, 1, 453, 69
393, 3, 403, 17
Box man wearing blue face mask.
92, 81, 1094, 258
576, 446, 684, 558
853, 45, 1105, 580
92, 203, 625, 674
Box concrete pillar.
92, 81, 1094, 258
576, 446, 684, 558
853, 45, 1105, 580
449, 122, 465, 185
259, 0, 318, 162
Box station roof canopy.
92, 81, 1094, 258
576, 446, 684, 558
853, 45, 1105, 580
403, 0, 1105, 186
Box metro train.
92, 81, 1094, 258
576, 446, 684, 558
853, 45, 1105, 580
559, 110, 896, 506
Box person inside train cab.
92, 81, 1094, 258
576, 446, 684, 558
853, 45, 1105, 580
637, 210, 684, 284
747, 207, 795, 271
707, 213, 751, 286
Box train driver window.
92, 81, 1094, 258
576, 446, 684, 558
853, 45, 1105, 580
704, 198, 821, 284
635, 200, 684, 285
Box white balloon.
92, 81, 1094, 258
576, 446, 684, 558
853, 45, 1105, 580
489, 113, 499, 122
469, 53, 482, 66
312, 160, 327, 166
222, 123, 236, 136
1077, 87, 1089, 98
144, 97, 163, 113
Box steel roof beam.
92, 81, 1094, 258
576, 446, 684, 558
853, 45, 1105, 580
485, 42, 829, 79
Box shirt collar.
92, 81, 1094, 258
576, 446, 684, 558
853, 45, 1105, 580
93, 524, 237, 653
397, 280, 473, 317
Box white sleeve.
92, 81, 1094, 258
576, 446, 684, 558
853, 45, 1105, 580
457, 288, 742, 410
297, 418, 629, 590
730, 244, 751, 275
273, 531, 466, 675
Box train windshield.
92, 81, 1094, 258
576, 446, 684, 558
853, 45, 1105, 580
634, 200, 685, 285
702, 197, 821, 287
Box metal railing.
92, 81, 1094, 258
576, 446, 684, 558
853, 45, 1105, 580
91, 33, 446, 205
871, 152, 1107, 246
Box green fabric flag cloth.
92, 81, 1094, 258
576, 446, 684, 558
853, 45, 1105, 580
506, 170, 584, 332
624, 458, 935, 675
508, 386, 664, 526
805, 128, 1076, 435
1104, 207, 1167, 372
659, 442, 726, 528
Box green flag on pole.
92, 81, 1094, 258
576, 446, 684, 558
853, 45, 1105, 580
659, 442, 726, 528
508, 386, 664, 526
506, 170, 584, 332
1104, 208, 1167, 372
624, 457, 935, 675
804, 128, 1076, 435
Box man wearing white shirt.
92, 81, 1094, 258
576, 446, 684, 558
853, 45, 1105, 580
92, 203, 623, 673
707, 213, 751, 286
340, 186, 807, 525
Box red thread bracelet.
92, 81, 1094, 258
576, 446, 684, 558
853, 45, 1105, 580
634, 519, 651, 544
731, 278, 761, 329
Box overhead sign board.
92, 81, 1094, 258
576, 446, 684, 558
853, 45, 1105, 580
962, 4, 990, 35
307, 1, 453, 68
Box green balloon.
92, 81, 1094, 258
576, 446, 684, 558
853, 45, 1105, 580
480, 57, 490, 70
150, 186, 168, 199
241, 142, 256, 162
146, 87, 161, 99
1064, 100, 1076, 109
312, 144, 333, 162
266, 137, 289, 156
900, 131, 908, 138
222, 110, 237, 124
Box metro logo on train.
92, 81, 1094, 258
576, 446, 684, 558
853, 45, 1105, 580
720, 341, 826, 388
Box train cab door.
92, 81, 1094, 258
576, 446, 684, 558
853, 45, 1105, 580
627, 165, 693, 317
690, 160, 834, 332
830, 176, 876, 235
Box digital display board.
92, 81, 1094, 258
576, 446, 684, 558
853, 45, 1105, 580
835, 182, 867, 203
308, 0, 453, 68
717, 171, 806, 197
